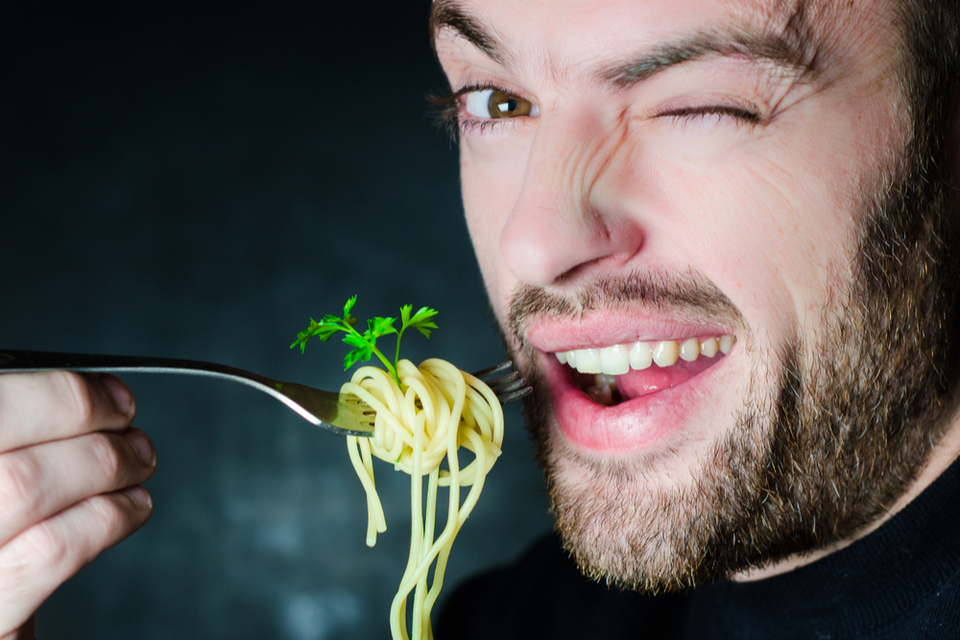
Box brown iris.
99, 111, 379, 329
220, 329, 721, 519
486, 89, 533, 119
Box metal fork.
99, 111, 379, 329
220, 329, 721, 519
0, 349, 531, 437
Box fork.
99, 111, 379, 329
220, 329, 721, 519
0, 349, 531, 437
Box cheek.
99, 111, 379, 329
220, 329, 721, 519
626, 129, 862, 345
460, 142, 527, 321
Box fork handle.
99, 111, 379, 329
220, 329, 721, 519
0, 349, 276, 388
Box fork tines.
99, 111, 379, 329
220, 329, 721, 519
471, 361, 533, 406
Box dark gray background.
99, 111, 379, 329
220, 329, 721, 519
1, 3, 553, 638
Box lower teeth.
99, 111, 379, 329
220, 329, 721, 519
585, 374, 619, 406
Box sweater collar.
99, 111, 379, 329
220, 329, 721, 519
689, 456, 960, 636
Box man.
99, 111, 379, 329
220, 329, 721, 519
0, 0, 957, 638
431, 0, 960, 637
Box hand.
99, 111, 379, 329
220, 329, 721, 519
0, 372, 156, 640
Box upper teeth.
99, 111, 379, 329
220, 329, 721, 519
555, 334, 735, 375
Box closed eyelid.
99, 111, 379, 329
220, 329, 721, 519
657, 105, 762, 124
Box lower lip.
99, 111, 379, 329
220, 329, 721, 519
542, 355, 725, 454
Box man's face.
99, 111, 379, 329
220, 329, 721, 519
435, 0, 957, 589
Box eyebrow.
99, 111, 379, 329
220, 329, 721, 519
430, 0, 503, 63
430, 0, 822, 88
602, 30, 821, 89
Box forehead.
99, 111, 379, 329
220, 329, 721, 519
432, 0, 899, 82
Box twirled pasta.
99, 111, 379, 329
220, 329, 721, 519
343, 358, 504, 640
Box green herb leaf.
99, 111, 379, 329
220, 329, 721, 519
369, 316, 398, 338
290, 333, 308, 352
291, 296, 438, 388
315, 322, 342, 342
342, 332, 373, 369
343, 295, 357, 319
407, 306, 439, 338
343, 332, 371, 350
343, 349, 365, 370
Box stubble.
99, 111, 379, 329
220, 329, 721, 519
506, 122, 960, 592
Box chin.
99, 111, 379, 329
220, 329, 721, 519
517, 333, 787, 592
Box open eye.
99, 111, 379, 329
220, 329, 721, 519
463, 88, 538, 119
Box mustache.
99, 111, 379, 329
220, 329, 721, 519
507, 269, 750, 349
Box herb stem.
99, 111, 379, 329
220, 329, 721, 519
345, 323, 398, 384
394, 326, 406, 379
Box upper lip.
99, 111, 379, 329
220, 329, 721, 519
523, 310, 734, 353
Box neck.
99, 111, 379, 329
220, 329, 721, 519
733, 413, 960, 582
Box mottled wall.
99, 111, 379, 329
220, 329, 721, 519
0, 3, 553, 638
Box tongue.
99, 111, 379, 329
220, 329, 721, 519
614, 355, 722, 399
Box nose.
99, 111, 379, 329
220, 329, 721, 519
499, 112, 645, 287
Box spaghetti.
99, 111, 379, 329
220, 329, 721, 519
343, 358, 504, 640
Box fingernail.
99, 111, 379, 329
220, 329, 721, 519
124, 485, 153, 509
124, 429, 156, 466
100, 376, 136, 417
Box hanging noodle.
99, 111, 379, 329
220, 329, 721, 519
343, 358, 504, 640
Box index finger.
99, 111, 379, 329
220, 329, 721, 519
0, 372, 136, 453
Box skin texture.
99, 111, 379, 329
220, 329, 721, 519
0, 372, 155, 639
434, 0, 960, 589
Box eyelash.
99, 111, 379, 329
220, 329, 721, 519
428, 87, 761, 141
428, 84, 530, 140
656, 105, 761, 125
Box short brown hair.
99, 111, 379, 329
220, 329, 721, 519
898, 1, 960, 168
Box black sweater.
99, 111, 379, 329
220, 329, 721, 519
437, 459, 960, 639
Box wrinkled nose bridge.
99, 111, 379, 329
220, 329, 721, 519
524, 115, 607, 221
499, 112, 640, 287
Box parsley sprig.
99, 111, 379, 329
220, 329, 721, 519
291, 296, 438, 387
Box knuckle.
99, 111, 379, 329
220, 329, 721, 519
0, 495, 142, 613
80, 495, 137, 563
0, 543, 35, 606
0, 455, 42, 521
86, 433, 123, 483
80, 496, 126, 544
88, 495, 127, 539
56, 371, 98, 428
11, 495, 127, 573
19, 519, 67, 564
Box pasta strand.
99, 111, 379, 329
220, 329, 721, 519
343, 358, 504, 640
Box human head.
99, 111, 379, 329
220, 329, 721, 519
432, 0, 960, 590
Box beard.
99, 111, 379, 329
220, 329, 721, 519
503, 126, 960, 593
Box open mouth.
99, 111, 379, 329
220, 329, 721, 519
555, 334, 735, 406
